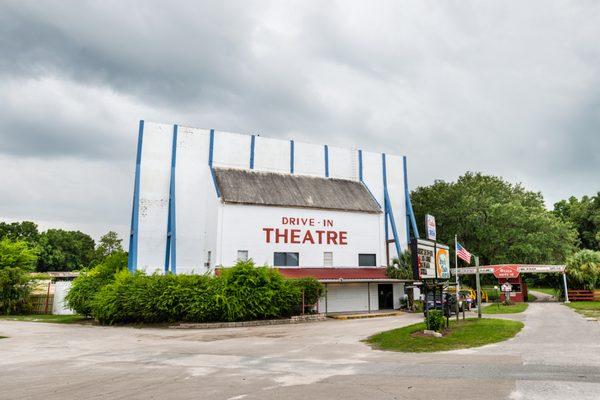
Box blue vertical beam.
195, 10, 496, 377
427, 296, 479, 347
382, 153, 389, 241
290, 140, 295, 174
382, 153, 402, 258
208, 129, 221, 196
324, 145, 329, 177
403, 156, 420, 239
128, 120, 144, 272
208, 129, 215, 167
358, 149, 363, 181
249, 134, 255, 169
385, 191, 403, 257
165, 125, 178, 273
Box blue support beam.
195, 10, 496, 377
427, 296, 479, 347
165, 125, 178, 274
324, 145, 329, 177
249, 134, 255, 169
403, 156, 419, 240
385, 190, 403, 259
382, 153, 402, 259
128, 120, 144, 272
208, 129, 221, 197
358, 149, 363, 182
290, 140, 295, 174
382, 153, 389, 241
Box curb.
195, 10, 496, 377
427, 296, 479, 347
169, 314, 326, 329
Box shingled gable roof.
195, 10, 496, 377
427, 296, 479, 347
213, 167, 382, 213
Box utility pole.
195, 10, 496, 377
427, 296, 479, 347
454, 234, 459, 322
475, 256, 482, 319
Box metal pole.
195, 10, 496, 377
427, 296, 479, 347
368, 282, 371, 313
562, 272, 570, 303
424, 284, 429, 330
476, 256, 482, 319
325, 283, 328, 315
44, 281, 51, 315
455, 235, 459, 322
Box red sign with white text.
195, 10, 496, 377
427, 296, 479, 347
493, 265, 520, 279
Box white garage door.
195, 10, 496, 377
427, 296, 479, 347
320, 283, 371, 313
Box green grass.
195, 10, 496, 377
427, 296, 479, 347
526, 293, 536, 302
365, 318, 523, 352
529, 287, 557, 296
566, 301, 600, 319
481, 303, 528, 314
0, 314, 88, 324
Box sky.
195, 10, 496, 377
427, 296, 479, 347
1, 1, 599, 242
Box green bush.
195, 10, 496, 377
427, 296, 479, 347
291, 277, 324, 306
66, 252, 127, 316
87, 260, 324, 325
0, 267, 32, 315
0, 239, 37, 315
566, 250, 600, 290
426, 310, 446, 332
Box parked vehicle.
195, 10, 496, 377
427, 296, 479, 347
424, 291, 462, 316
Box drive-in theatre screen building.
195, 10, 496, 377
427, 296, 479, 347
128, 121, 420, 313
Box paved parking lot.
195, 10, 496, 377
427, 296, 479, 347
1, 303, 600, 400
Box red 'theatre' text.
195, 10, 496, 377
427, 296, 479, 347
262, 228, 348, 245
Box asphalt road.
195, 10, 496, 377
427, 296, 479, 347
1, 303, 599, 400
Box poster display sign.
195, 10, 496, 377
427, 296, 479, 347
425, 214, 436, 241
435, 244, 450, 279
411, 239, 436, 279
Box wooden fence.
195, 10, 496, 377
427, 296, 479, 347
567, 290, 600, 302
29, 294, 54, 314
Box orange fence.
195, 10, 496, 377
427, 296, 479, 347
568, 290, 600, 302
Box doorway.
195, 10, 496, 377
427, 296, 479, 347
378, 284, 394, 310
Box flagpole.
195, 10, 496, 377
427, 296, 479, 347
455, 234, 459, 321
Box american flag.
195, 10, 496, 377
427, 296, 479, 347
456, 243, 471, 264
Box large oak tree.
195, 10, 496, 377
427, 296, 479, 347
410, 172, 577, 265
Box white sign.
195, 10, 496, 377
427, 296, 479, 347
425, 214, 436, 241
413, 239, 436, 279
454, 264, 566, 275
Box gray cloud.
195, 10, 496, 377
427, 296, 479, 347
0, 0, 599, 239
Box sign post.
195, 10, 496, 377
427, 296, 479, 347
501, 282, 512, 305
475, 256, 481, 319
562, 272, 570, 303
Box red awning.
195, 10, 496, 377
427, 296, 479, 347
276, 267, 393, 281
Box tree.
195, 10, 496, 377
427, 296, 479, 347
0, 239, 38, 314
387, 250, 413, 280
410, 172, 577, 266
0, 221, 39, 244
565, 249, 600, 290
37, 229, 95, 272
94, 231, 124, 262
0, 238, 38, 271
554, 193, 600, 251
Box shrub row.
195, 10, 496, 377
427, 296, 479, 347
67, 259, 323, 325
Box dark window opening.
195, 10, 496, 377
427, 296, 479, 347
358, 253, 376, 266
274, 252, 299, 266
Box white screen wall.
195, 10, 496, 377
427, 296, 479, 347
130, 121, 412, 273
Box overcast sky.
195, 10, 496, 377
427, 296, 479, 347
1, 1, 599, 241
